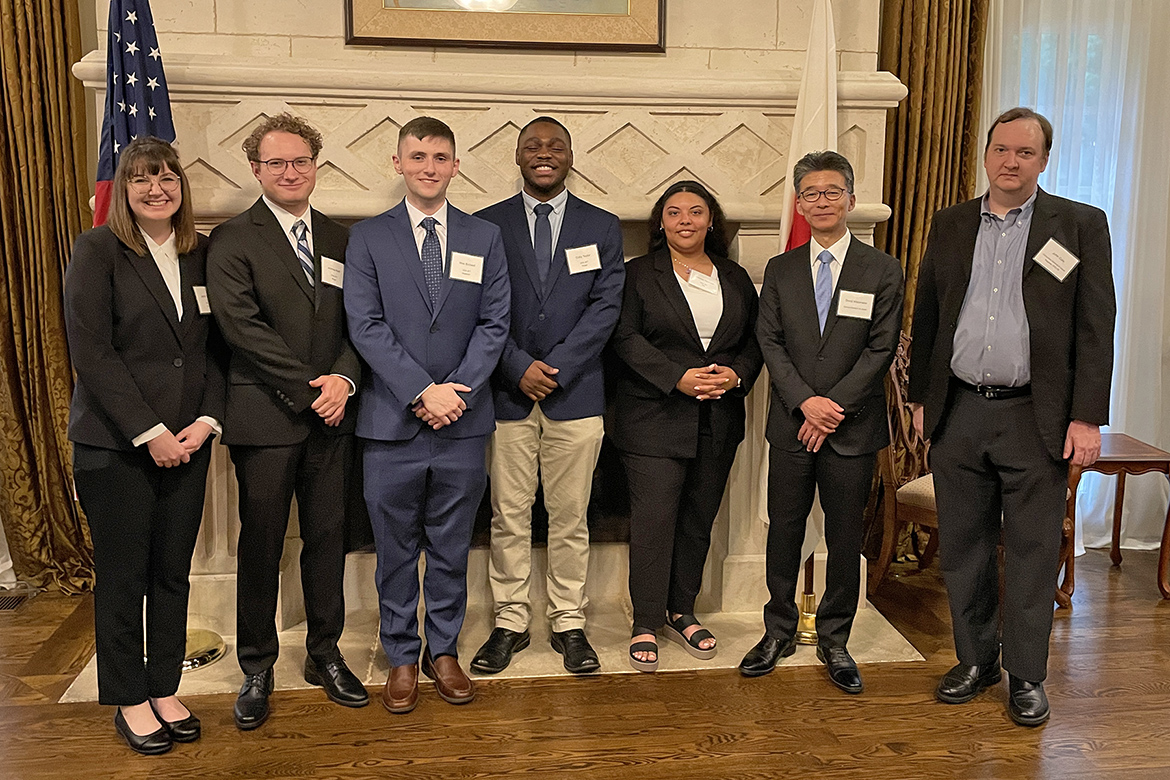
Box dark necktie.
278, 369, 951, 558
421, 216, 442, 308
815, 249, 834, 333
534, 203, 553, 288
292, 219, 314, 286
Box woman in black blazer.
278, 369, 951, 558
65, 138, 225, 754
611, 180, 763, 671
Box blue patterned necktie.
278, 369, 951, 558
420, 216, 442, 308
815, 249, 834, 334
292, 219, 314, 286
533, 202, 553, 288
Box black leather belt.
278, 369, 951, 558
954, 379, 1031, 400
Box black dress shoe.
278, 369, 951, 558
551, 628, 601, 674
738, 635, 796, 677
817, 645, 863, 694
149, 701, 201, 743
305, 656, 369, 707
234, 668, 274, 730
114, 708, 172, 755
1007, 675, 1050, 726
470, 627, 530, 674
935, 662, 1002, 704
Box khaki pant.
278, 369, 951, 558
487, 404, 604, 632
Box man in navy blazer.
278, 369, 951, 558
471, 117, 625, 675
740, 151, 903, 694
344, 117, 510, 714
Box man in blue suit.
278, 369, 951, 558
344, 117, 510, 714
471, 117, 625, 675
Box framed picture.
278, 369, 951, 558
345, 0, 665, 53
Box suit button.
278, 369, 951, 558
817, 356, 825, 361
538, 313, 546, 321
430, 325, 439, 333
173, 357, 183, 368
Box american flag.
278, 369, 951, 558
93, 0, 176, 225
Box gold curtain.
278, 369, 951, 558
878, 0, 990, 331
0, 0, 94, 592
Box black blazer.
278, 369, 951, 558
207, 199, 361, 446
609, 250, 763, 459
65, 226, 226, 450
757, 237, 904, 455
908, 188, 1116, 460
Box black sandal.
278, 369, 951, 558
629, 627, 659, 673
664, 614, 717, 660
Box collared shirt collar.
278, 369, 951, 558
521, 187, 568, 216
809, 230, 852, 266
404, 198, 449, 231
263, 194, 313, 239
139, 226, 177, 258
980, 188, 1038, 222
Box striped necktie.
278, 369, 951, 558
292, 219, 314, 286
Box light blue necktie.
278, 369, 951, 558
815, 249, 834, 334
533, 202, 553, 289
420, 216, 442, 309
292, 220, 314, 286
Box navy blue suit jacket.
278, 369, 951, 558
476, 192, 624, 421
344, 200, 511, 441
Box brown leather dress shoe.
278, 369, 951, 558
381, 664, 419, 714
421, 649, 475, 704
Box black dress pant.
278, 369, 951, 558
230, 428, 352, 675
763, 443, 874, 648
622, 421, 740, 631
73, 442, 211, 706
930, 388, 1068, 683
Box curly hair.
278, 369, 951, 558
241, 112, 323, 161
648, 180, 729, 258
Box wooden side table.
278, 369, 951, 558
1066, 433, 1170, 599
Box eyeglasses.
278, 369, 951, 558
128, 174, 181, 193
256, 157, 316, 175
797, 187, 849, 203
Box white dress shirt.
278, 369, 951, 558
808, 230, 852, 295
674, 266, 724, 351
404, 198, 450, 268
521, 188, 569, 252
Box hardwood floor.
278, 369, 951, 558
2, 549, 1169, 779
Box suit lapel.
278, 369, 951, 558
653, 251, 704, 350
819, 239, 868, 348
126, 246, 182, 343
178, 249, 199, 335
705, 256, 739, 355
503, 195, 544, 300
433, 205, 463, 321
1024, 188, 1057, 279
250, 200, 314, 304
543, 193, 581, 301
387, 202, 433, 314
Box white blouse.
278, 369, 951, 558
674, 266, 723, 350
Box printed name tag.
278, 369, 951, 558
449, 252, 484, 284
1033, 237, 1080, 281
688, 269, 720, 294
837, 290, 874, 319
193, 286, 211, 315
565, 244, 602, 274
321, 256, 345, 288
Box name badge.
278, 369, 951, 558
321, 256, 345, 288
837, 290, 874, 319
688, 270, 720, 295
449, 252, 484, 284
1033, 237, 1080, 281
193, 286, 211, 315
565, 244, 602, 274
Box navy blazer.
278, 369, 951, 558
908, 187, 1116, 460
757, 237, 904, 455
65, 226, 227, 450
344, 199, 511, 441
476, 192, 624, 421
609, 250, 763, 459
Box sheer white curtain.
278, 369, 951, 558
983, 0, 1170, 553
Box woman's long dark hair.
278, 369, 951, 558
647, 179, 729, 258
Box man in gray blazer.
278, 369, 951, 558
740, 151, 904, 694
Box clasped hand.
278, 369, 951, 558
310, 374, 350, 427
798, 395, 844, 453
676, 364, 740, 400
519, 360, 559, 401
413, 382, 471, 430
147, 420, 214, 468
